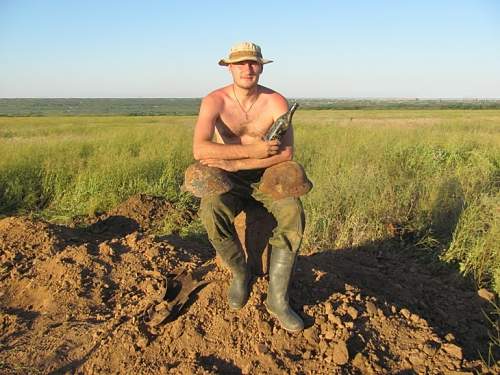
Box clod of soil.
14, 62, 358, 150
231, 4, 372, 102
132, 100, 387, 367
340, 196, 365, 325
0, 194, 498, 374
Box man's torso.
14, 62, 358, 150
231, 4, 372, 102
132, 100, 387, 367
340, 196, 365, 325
210, 85, 280, 145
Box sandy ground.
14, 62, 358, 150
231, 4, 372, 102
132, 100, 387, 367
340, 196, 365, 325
0, 195, 498, 374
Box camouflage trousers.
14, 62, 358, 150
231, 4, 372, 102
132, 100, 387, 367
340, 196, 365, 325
199, 169, 305, 256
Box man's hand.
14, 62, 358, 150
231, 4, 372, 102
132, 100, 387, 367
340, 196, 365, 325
246, 139, 280, 159
200, 159, 240, 172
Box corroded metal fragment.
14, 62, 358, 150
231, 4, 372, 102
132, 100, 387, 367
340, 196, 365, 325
259, 161, 313, 200
182, 162, 233, 198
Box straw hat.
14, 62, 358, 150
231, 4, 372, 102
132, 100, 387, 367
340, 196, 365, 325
218, 42, 273, 66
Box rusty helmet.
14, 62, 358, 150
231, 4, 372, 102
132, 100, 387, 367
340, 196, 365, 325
259, 161, 313, 200
182, 162, 233, 198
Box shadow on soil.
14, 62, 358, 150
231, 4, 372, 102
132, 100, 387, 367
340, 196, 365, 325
197, 355, 242, 374
173, 220, 497, 365
0, 307, 40, 350
292, 237, 497, 363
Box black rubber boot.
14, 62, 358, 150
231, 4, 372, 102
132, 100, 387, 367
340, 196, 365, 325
217, 242, 251, 310
265, 248, 304, 332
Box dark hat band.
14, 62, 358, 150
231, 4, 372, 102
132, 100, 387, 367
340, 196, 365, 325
228, 50, 263, 60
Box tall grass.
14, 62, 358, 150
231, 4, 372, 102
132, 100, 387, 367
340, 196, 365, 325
0, 110, 499, 293
0, 116, 193, 218
294, 110, 499, 293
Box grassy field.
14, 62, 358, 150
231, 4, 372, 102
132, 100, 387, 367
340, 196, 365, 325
0, 110, 499, 294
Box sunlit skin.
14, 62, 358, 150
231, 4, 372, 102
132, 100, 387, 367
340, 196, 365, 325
230, 60, 262, 91
192, 59, 294, 172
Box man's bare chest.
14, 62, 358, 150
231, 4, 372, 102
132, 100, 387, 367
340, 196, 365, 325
215, 111, 273, 143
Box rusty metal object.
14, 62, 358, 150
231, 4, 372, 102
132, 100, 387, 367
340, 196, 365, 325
182, 162, 233, 198
144, 263, 216, 328
259, 161, 313, 200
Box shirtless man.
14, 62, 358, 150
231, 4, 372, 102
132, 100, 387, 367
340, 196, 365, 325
193, 42, 305, 332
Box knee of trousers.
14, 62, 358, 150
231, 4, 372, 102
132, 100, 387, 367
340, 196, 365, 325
267, 197, 305, 253
199, 193, 239, 245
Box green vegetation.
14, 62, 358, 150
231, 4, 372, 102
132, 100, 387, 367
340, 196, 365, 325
0, 110, 499, 294
0, 98, 203, 117
1, 98, 500, 117
0, 116, 194, 218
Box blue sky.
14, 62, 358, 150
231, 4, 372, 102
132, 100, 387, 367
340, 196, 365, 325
1, 0, 499, 98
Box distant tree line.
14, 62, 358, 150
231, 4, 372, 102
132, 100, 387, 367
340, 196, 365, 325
1, 98, 499, 116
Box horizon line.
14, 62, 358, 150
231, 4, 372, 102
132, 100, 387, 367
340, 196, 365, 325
1, 97, 500, 101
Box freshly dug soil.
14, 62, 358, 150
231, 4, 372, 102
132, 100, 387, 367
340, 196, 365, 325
0, 195, 498, 374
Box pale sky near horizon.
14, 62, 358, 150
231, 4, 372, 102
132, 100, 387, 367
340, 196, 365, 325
1, 0, 499, 98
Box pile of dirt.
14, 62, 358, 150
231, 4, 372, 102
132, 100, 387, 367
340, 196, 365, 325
0, 194, 498, 374
104, 194, 178, 232
74, 194, 181, 235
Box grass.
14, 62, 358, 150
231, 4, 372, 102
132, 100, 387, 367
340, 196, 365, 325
0, 116, 194, 218
0, 110, 499, 294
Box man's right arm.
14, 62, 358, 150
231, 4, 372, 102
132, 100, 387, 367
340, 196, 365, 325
192, 94, 279, 161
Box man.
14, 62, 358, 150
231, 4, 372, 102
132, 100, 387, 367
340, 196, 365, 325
192, 41, 305, 332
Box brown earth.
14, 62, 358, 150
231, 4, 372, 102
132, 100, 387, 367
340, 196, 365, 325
0, 194, 498, 374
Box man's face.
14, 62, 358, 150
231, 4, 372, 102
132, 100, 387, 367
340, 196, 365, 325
229, 60, 263, 89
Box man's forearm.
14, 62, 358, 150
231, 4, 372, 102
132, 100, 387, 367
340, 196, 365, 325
194, 141, 251, 160
194, 139, 281, 161
235, 150, 292, 170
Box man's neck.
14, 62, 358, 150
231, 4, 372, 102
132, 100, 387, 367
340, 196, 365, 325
233, 84, 259, 100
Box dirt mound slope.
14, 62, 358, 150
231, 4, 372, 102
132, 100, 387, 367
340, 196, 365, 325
105, 194, 177, 232
72, 194, 180, 236
1, 195, 498, 374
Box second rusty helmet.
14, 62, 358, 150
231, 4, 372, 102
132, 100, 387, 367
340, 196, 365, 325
259, 161, 313, 200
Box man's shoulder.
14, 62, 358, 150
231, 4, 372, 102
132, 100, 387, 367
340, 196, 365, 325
259, 86, 288, 106
259, 86, 289, 113
204, 86, 231, 104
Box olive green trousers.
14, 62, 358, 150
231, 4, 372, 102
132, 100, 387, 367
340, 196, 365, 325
199, 169, 305, 256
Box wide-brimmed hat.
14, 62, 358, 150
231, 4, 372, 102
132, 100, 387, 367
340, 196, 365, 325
218, 42, 273, 66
